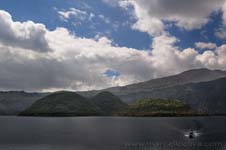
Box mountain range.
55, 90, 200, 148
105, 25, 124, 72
0, 68, 226, 115
79, 68, 226, 103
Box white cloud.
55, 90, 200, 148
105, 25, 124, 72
58, 8, 88, 22
119, 0, 165, 36
0, 10, 225, 92
195, 42, 217, 50
119, 0, 225, 36
196, 45, 226, 69
150, 34, 226, 74
0, 10, 51, 52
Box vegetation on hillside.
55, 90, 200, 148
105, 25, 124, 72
91, 91, 127, 115
118, 99, 204, 117
19, 91, 206, 117
19, 91, 101, 116
19, 91, 127, 117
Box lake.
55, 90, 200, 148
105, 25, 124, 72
0, 116, 225, 150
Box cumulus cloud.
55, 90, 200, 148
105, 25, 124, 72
119, 0, 225, 36
0, 10, 225, 92
196, 45, 226, 69
0, 10, 51, 52
0, 30, 153, 91
119, 0, 164, 36
150, 34, 226, 75
195, 42, 217, 50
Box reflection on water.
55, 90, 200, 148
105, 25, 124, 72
0, 116, 225, 150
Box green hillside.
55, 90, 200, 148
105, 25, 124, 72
91, 91, 127, 115
19, 91, 127, 116
20, 91, 100, 116
119, 99, 202, 117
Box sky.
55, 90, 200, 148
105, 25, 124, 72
0, 0, 225, 92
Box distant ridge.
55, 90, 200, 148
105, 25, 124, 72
0, 91, 47, 115
132, 77, 226, 114
79, 68, 226, 103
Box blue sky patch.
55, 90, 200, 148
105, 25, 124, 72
104, 69, 120, 77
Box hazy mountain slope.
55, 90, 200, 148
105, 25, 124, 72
91, 91, 127, 115
0, 91, 48, 115
125, 77, 226, 114
79, 68, 226, 103
20, 91, 101, 116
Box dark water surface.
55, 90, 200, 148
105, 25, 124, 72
0, 116, 226, 150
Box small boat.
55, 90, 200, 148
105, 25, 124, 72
184, 130, 200, 139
